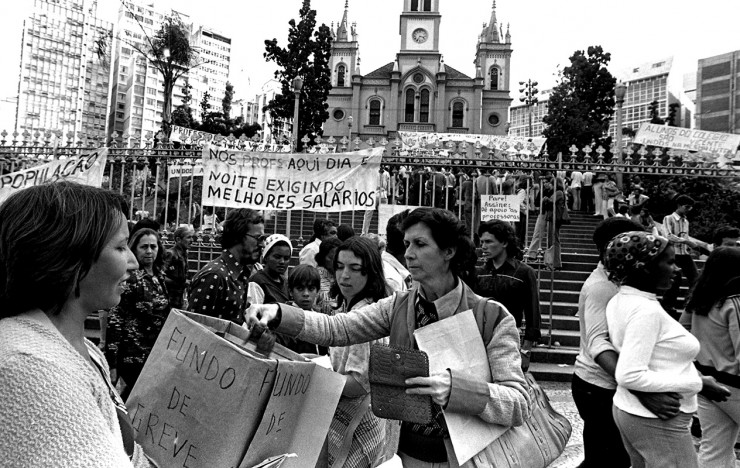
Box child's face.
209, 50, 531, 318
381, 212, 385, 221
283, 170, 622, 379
291, 285, 318, 310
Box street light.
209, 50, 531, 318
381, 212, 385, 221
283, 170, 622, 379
292, 76, 304, 152
614, 81, 627, 189
347, 115, 353, 149
519, 79, 539, 138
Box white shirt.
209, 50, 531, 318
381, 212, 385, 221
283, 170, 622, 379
606, 286, 702, 417
382, 251, 411, 294
582, 172, 594, 186
298, 239, 321, 267
570, 171, 583, 189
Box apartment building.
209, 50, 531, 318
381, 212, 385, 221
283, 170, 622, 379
696, 50, 740, 134
508, 89, 551, 138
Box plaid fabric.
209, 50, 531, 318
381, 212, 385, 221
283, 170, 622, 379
408, 295, 448, 438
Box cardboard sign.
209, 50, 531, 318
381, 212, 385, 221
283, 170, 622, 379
0, 148, 108, 203
170, 125, 217, 143
168, 165, 204, 179
126, 310, 344, 468
634, 123, 740, 167
414, 311, 507, 465
480, 195, 520, 222
202, 145, 383, 212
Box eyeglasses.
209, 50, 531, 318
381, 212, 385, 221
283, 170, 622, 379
245, 233, 268, 244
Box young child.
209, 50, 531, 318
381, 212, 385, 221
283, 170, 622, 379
287, 264, 321, 311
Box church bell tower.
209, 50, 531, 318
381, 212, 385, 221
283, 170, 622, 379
399, 0, 441, 54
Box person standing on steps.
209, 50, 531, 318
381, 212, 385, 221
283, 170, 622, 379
660, 195, 699, 320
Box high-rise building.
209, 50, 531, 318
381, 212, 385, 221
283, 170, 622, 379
610, 57, 693, 139
508, 89, 551, 138
107, 0, 232, 143
16, 0, 113, 139
696, 50, 740, 134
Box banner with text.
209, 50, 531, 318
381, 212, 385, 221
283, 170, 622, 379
168, 164, 204, 179
171, 125, 218, 143
202, 146, 383, 212
480, 195, 520, 222
634, 123, 740, 167
0, 148, 108, 204
398, 131, 547, 155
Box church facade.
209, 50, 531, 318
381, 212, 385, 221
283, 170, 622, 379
322, 0, 513, 142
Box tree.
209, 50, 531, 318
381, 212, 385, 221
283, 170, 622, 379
171, 80, 197, 128
199, 91, 212, 118
666, 103, 680, 127
542, 46, 617, 158
264, 0, 332, 151
222, 82, 234, 121
648, 100, 664, 124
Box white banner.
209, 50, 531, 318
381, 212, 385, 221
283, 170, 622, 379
634, 123, 740, 167
480, 195, 520, 222
0, 148, 108, 204
202, 146, 383, 212
170, 125, 218, 143
377, 204, 419, 238
168, 165, 204, 179
398, 131, 546, 155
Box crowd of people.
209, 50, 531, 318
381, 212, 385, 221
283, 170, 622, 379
1, 178, 739, 467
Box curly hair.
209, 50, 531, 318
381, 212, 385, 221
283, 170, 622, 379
0, 182, 128, 317
129, 228, 165, 274
401, 207, 477, 285
220, 208, 264, 249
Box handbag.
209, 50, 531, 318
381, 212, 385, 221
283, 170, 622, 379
368, 344, 433, 425
471, 301, 572, 468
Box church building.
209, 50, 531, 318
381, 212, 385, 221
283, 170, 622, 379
322, 0, 513, 141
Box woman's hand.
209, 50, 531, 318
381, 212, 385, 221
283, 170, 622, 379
405, 371, 452, 408
246, 303, 280, 328
700, 375, 731, 402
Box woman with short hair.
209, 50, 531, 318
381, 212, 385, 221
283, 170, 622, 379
248, 207, 530, 466
0, 182, 151, 466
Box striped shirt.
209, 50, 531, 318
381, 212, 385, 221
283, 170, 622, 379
662, 212, 691, 255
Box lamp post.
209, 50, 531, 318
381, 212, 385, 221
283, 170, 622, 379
292, 76, 304, 152
519, 79, 539, 137
614, 81, 627, 189
347, 115, 353, 150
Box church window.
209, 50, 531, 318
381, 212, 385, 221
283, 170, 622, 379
413, 73, 425, 84
333, 109, 345, 120
411, 0, 418, 10
490, 67, 499, 90
369, 99, 381, 125
423, 0, 431, 11
337, 65, 346, 87
452, 101, 464, 127
420, 89, 430, 123
487, 113, 501, 126
405, 89, 415, 122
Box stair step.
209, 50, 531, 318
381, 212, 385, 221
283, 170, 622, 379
543, 314, 580, 331
529, 362, 575, 382
540, 329, 581, 347
531, 345, 579, 365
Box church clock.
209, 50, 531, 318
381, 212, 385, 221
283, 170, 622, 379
412, 28, 428, 43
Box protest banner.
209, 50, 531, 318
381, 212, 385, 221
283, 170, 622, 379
127, 310, 344, 468
634, 123, 740, 167
168, 164, 204, 179
170, 125, 217, 143
0, 148, 108, 203
202, 145, 383, 212
480, 195, 520, 222
398, 131, 546, 155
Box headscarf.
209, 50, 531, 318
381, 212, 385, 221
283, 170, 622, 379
604, 230, 668, 284
261, 234, 293, 263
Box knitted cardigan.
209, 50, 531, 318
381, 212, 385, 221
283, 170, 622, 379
0, 314, 152, 467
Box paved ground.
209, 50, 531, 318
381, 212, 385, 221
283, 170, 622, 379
541, 381, 740, 468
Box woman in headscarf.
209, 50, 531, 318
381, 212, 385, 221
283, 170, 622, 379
604, 231, 729, 468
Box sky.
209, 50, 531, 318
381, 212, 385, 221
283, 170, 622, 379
1, 0, 740, 130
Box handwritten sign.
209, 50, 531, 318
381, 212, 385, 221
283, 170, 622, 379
202, 145, 383, 212
0, 148, 108, 204
168, 165, 204, 179
170, 125, 217, 143
398, 131, 546, 155
634, 123, 740, 167
480, 195, 520, 222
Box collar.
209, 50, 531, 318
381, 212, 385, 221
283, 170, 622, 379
619, 285, 658, 300
671, 212, 685, 221
489, 256, 517, 272
219, 251, 248, 282
417, 278, 464, 320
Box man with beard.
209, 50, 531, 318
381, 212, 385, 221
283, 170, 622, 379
188, 208, 265, 324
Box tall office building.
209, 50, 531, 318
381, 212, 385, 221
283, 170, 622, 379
107, 0, 232, 143
508, 89, 551, 138
696, 50, 740, 134
16, 0, 113, 139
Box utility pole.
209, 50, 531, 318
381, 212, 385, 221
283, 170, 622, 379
519, 79, 539, 137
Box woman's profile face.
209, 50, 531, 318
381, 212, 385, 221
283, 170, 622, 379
77, 213, 138, 311
335, 250, 367, 305
135, 234, 159, 269
648, 245, 677, 291
403, 222, 452, 285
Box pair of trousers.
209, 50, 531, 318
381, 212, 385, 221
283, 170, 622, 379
527, 215, 561, 268
612, 406, 698, 468
593, 182, 604, 216
698, 392, 740, 467
581, 185, 594, 213
398, 452, 450, 468
660, 254, 698, 316
571, 375, 630, 468
572, 187, 581, 210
